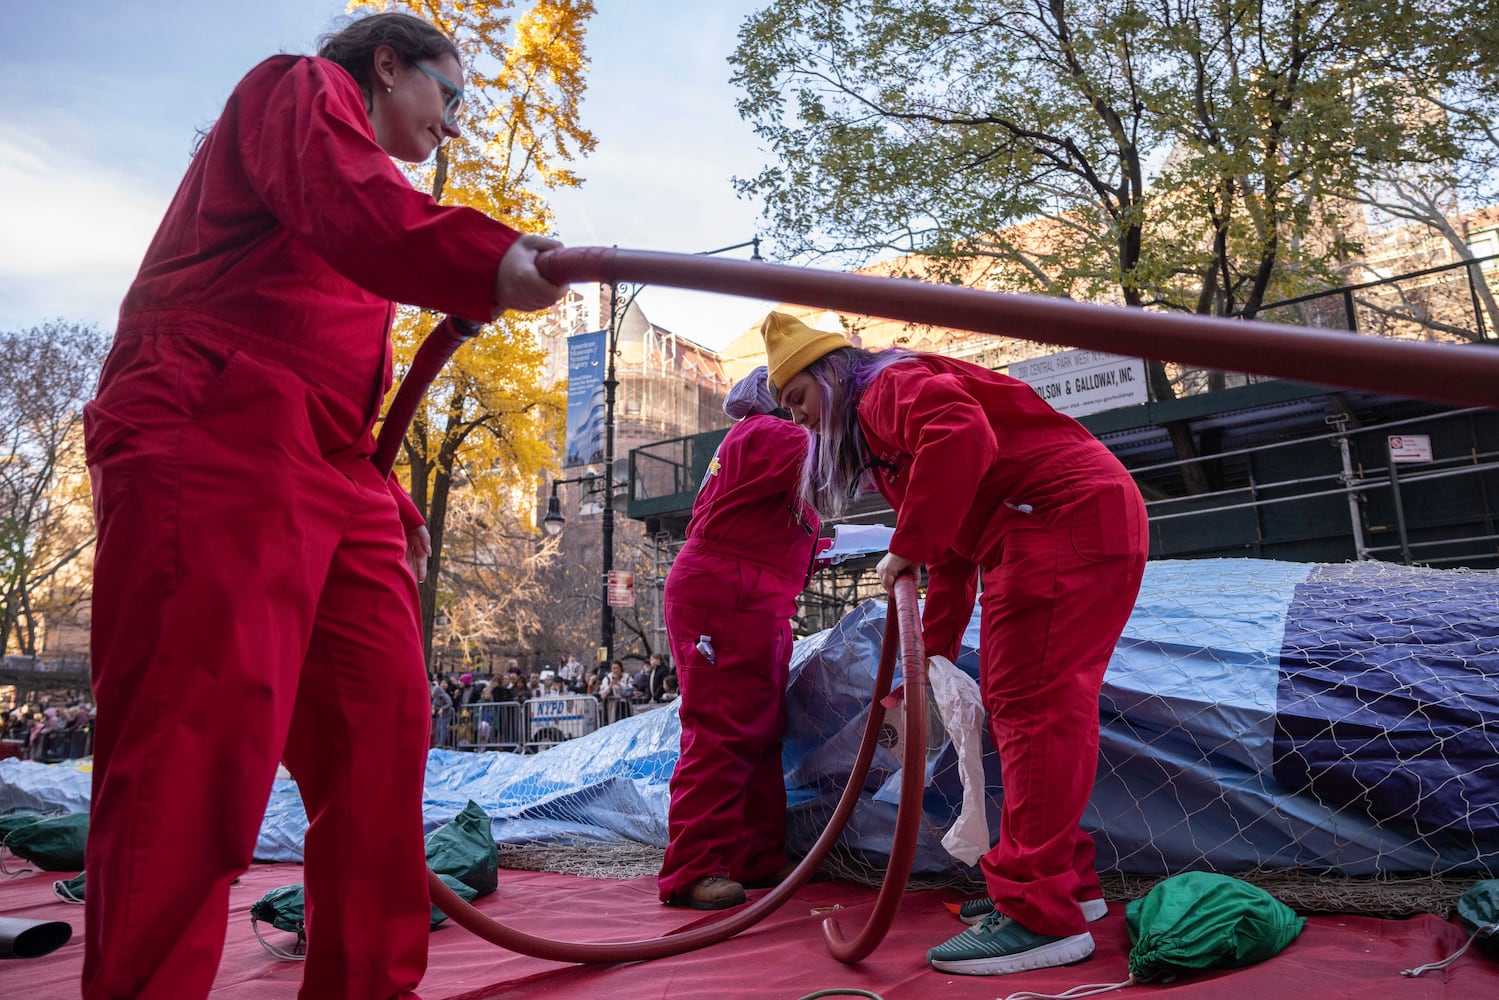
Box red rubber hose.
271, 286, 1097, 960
427, 587, 917, 962
373, 315, 482, 478
823, 575, 927, 962
534, 246, 1499, 410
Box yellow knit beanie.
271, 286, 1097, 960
760, 312, 849, 400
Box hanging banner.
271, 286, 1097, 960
1009, 348, 1148, 418
564, 330, 607, 468
606, 570, 635, 608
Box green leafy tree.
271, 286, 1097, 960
1349, 8, 1499, 337
732, 0, 1466, 490
0, 322, 108, 656
353, 0, 596, 664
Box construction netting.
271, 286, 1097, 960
4, 558, 1496, 914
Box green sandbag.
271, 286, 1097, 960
1125, 871, 1305, 982
251, 884, 307, 936
1457, 880, 1499, 959
0, 810, 47, 841
53, 870, 86, 903
250, 883, 308, 960
430, 873, 480, 929
3, 812, 87, 871
253, 877, 480, 938
424, 800, 498, 896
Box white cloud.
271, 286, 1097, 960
0, 126, 170, 330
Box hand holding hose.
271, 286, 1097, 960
875, 551, 914, 592
494, 233, 566, 315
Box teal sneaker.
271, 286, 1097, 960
958, 895, 1108, 926
928, 912, 1095, 976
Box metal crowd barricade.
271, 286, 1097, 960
599, 696, 633, 726
37, 727, 93, 763
524, 695, 599, 753
456, 702, 525, 753
431, 706, 457, 749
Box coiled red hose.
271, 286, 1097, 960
385, 234, 1497, 966
822, 575, 927, 962
425, 583, 924, 963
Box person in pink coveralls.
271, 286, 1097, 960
761, 312, 1147, 978
81, 13, 563, 999
657, 367, 821, 910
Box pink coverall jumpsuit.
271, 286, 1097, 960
657, 414, 820, 901
858, 355, 1147, 938
82, 56, 517, 1000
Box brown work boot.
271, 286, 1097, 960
675, 876, 746, 910
740, 861, 798, 890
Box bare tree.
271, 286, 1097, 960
1, 322, 109, 656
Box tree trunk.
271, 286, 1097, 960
420, 463, 454, 670
1144, 359, 1210, 496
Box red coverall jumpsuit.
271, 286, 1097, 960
81, 56, 517, 1000
857, 355, 1147, 939
657, 415, 820, 901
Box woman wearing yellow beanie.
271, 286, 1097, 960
760, 311, 1147, 977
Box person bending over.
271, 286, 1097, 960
760, 312, 1146, 976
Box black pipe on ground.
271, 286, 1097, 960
0, 916, 72, 959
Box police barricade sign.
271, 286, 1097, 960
525, 695, 600, 752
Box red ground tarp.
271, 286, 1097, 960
3, 862, 1496, 999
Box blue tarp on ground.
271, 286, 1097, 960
4, 558, 1496, 877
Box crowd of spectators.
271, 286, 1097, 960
428, 653, 679, 749
2, 689, 95, 761
0, 655, 682, 763
430, 653, 678, 714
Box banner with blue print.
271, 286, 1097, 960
564, 330, 607, 468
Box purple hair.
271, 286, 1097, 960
798, 347, 915, 518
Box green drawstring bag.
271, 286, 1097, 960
1402, 880, 1499, 978
251, 875, 484, 960
1457, 881, 1499, 958
430, 873, 480, 928
1, 812, 87, 871
0, 810, 47, 840
998, 873, 1305, 1000
425, 800, 498, 897
53, 870, 86, 903
1125, 872, 1305, 982
251, 884, 308, 961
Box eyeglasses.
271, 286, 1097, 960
415, 62, 464, 126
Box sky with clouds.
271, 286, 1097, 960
0, 1, 777, 347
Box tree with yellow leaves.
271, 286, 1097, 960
350, 0, 596, 666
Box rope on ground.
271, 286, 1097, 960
1101, 871, 1480, 919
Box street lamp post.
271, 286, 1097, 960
548, 237, 765, 667
541, 474, 603, 538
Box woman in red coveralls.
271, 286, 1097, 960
760, 313, 1147, 977
657, 367, 820, 910
81, 14, 563, 1000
